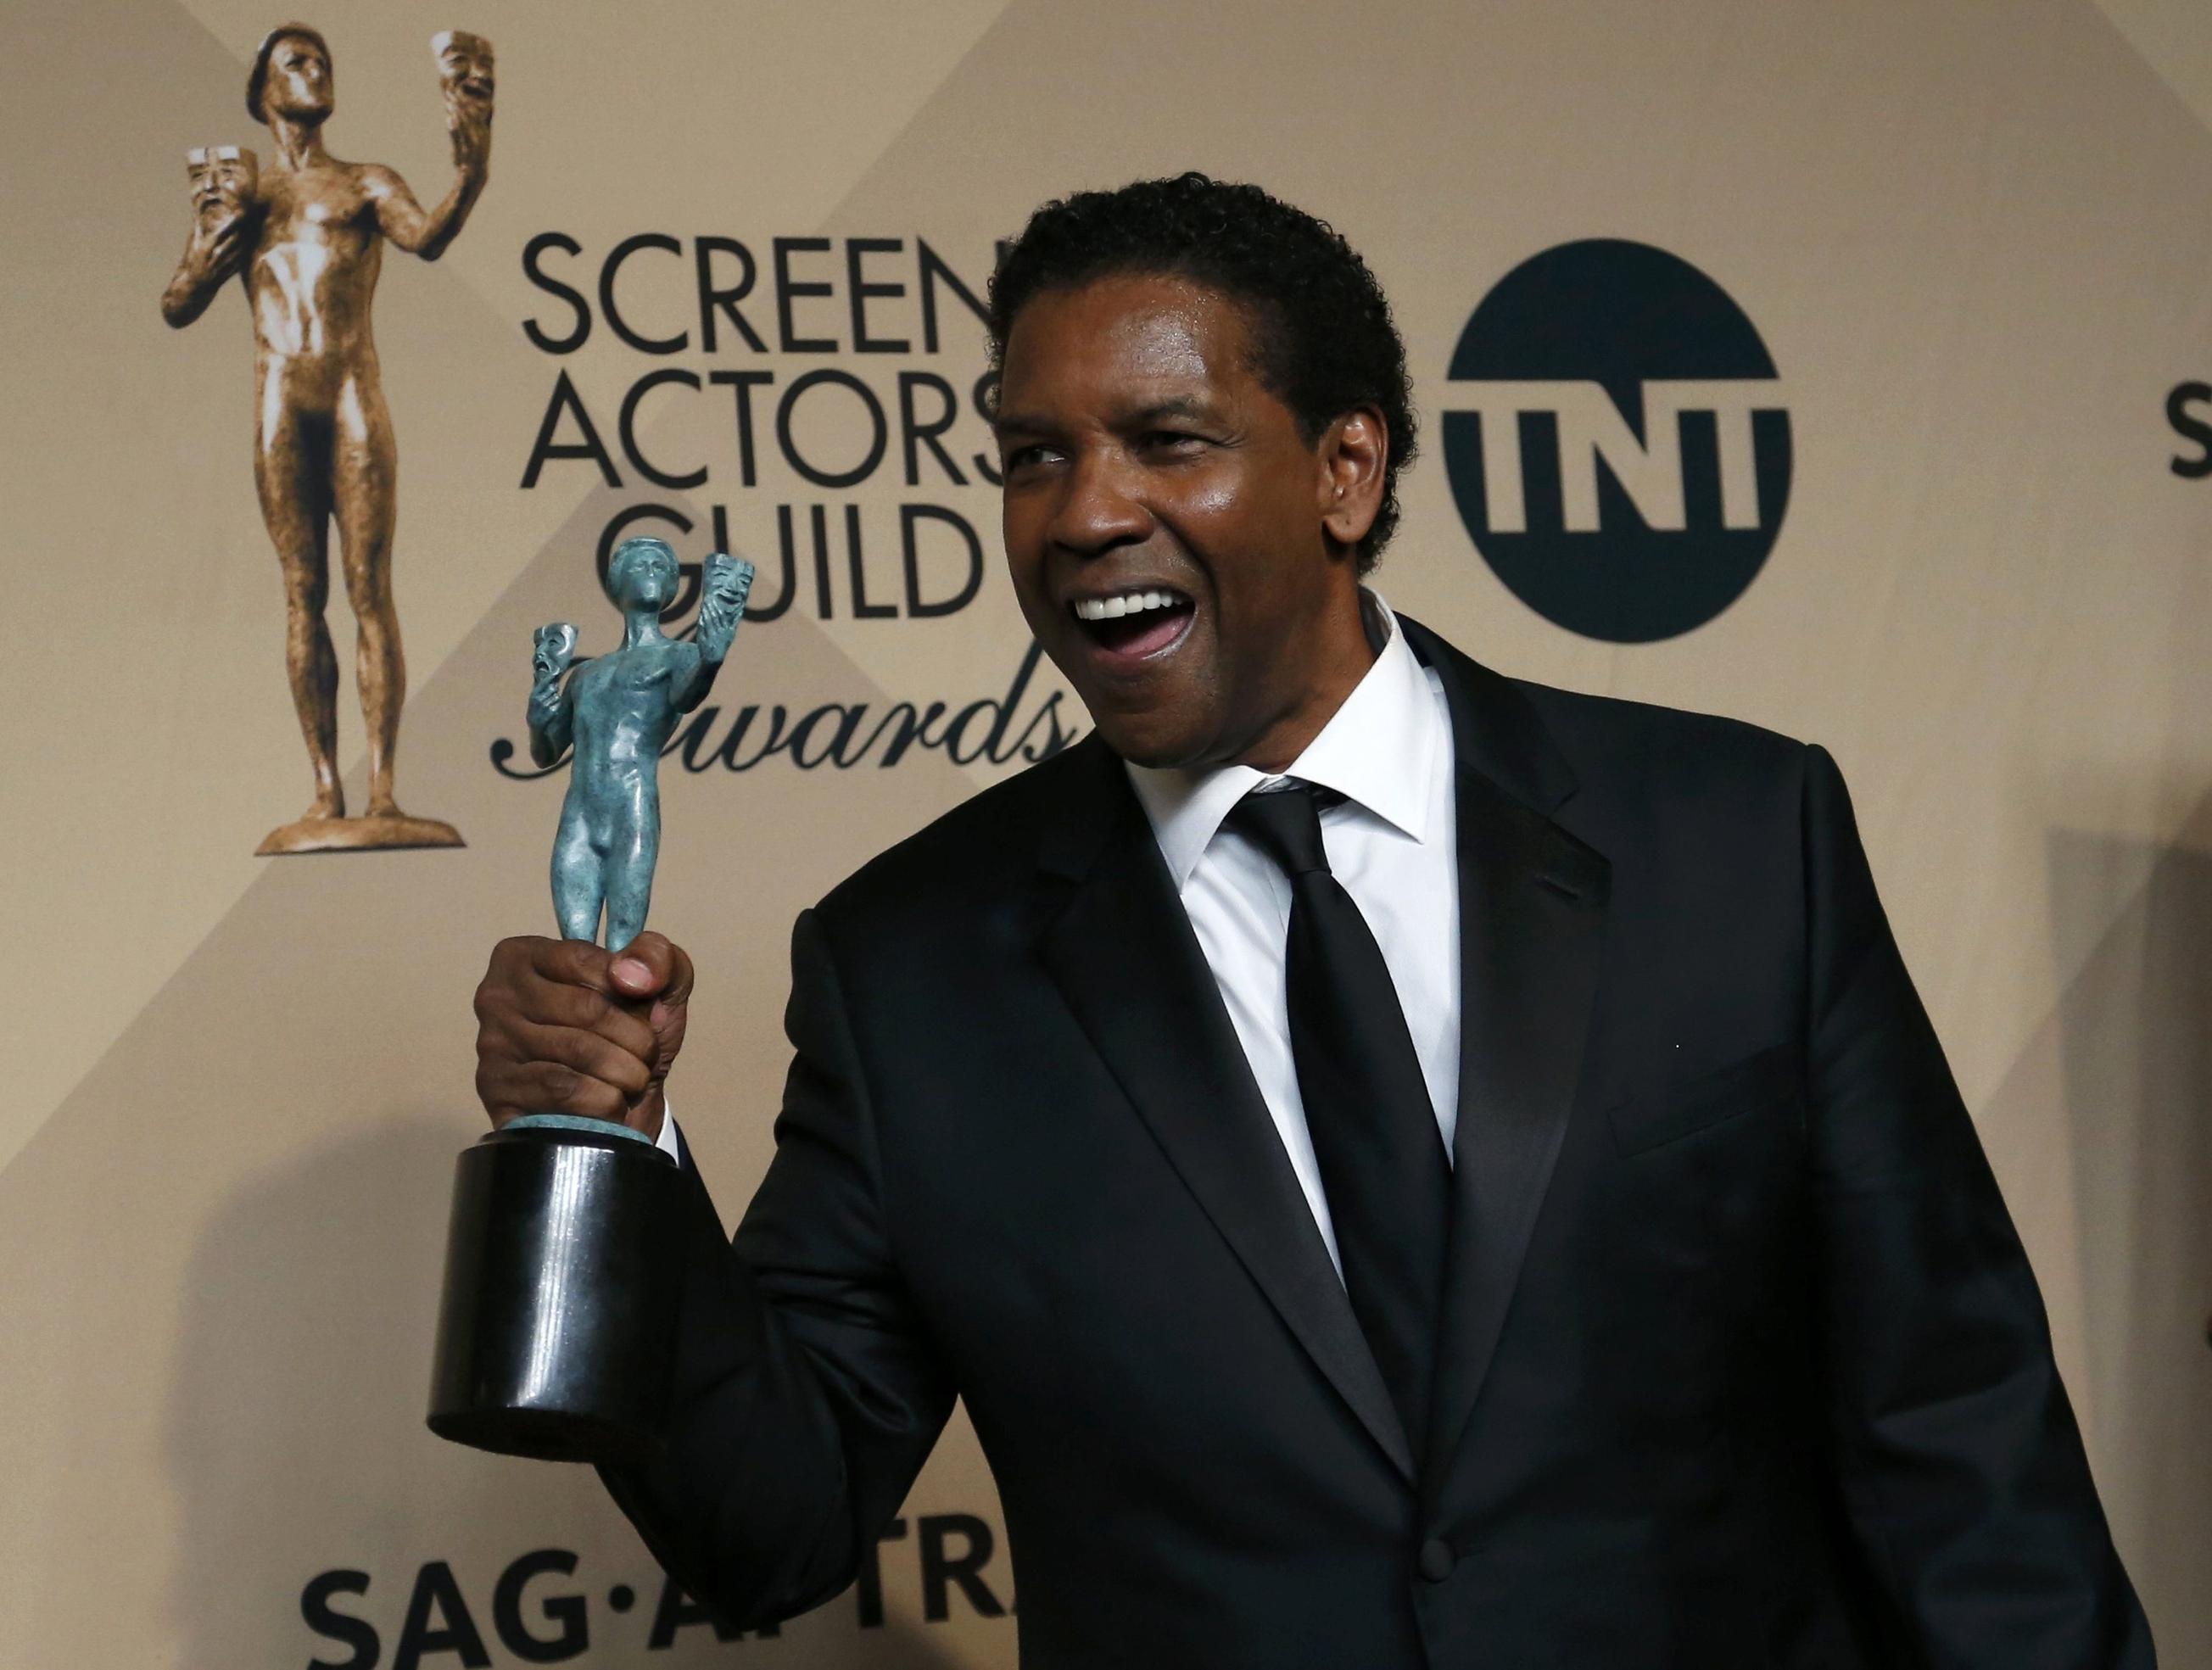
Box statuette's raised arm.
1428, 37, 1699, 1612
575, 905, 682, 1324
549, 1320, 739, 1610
371, 31, 494, 260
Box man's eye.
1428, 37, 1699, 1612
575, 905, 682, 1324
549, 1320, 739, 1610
1004, 444, 1059, 472
1141, 431, 1207, 454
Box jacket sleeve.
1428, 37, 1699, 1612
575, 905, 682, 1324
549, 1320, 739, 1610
598, 905, 955, 1628
1801, 743, 2154, 1667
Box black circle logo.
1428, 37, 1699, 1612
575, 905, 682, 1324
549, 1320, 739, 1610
1443, 239, 1791, 643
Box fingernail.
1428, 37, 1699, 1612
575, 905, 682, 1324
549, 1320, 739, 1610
612, 958, 649, 987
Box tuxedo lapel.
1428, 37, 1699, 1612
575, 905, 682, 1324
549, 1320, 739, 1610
1396, 619, 1610, 1488
1036, 741, 1416, 1481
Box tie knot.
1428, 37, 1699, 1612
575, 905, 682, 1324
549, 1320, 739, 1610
1226, 782, 1332, 877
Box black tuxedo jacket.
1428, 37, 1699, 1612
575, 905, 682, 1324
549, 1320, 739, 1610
605, 617, 2152, 1668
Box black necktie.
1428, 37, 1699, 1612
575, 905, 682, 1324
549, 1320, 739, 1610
1226, 782, 1450, 1461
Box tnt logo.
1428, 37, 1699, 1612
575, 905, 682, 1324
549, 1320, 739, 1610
1443, 240, 1791, 643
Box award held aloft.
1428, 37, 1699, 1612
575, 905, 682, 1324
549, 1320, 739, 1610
428, 539, 752, 1462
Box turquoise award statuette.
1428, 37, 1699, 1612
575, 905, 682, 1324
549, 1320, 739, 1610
428, 539, 754, 1463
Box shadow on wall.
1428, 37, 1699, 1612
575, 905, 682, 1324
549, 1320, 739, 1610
163, 1114, 975, 1669
2042, 805, 2212, 1665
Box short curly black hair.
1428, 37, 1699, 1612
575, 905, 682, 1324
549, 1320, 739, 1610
988, 172, 1417, 573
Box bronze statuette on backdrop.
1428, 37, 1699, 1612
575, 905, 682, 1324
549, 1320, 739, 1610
161, 25, 495, 855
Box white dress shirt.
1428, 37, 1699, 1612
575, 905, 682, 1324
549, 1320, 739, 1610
1124, 593, 1460, 1276
661, 592, 1463, 1276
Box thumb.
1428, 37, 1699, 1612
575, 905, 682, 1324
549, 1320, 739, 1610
609, 930, 689, 1003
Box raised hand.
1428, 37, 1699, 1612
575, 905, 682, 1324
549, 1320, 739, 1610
185, 146, 256, 275
532, 622, 578, 691
433, 31, 495, 177
163, 147, 258, 327
527, 623, 579, 766
695, 553, 755, 663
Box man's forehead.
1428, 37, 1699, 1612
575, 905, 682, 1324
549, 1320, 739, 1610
1000, 277, 1254, 410
274, 32, 327, 63
1020, 273, 1248, 348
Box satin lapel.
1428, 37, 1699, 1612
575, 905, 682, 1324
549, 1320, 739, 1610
1397, 622, 1610, 1485
1036, 760, 1415, 1481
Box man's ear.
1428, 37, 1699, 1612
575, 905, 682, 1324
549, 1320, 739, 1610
1317, 405, 1388, 550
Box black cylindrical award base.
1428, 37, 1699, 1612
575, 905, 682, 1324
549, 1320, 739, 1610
427, 1121, 684, 1466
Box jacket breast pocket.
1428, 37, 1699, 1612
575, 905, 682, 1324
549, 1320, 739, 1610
1605, 1040, 1803, 1157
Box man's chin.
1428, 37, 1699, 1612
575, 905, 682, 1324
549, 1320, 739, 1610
1085, 708, 1214, 772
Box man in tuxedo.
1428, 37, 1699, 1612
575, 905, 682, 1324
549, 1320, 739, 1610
471, 174, 2153, 1666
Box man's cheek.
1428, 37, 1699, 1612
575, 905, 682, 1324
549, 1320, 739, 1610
1008, 571, 1056, 638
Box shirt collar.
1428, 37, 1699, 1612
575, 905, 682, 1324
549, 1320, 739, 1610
1125, 590, 1444, 890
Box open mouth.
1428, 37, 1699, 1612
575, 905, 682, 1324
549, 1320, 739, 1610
1069, 588, 1197, 661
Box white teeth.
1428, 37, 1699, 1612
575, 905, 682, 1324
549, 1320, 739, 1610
1075, 590, 1182, 622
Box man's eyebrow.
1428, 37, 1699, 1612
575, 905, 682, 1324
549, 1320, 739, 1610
991, 395, 1219, 438
1124, 397, 1213, 424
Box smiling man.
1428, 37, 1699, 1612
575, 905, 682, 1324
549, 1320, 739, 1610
470, 175, 2152, 1666
991, 263, 1390, 775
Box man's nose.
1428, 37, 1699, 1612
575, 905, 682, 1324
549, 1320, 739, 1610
1047, 450, 1151, 558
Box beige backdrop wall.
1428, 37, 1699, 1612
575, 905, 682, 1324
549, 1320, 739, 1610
2, 0, 2207, 1664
